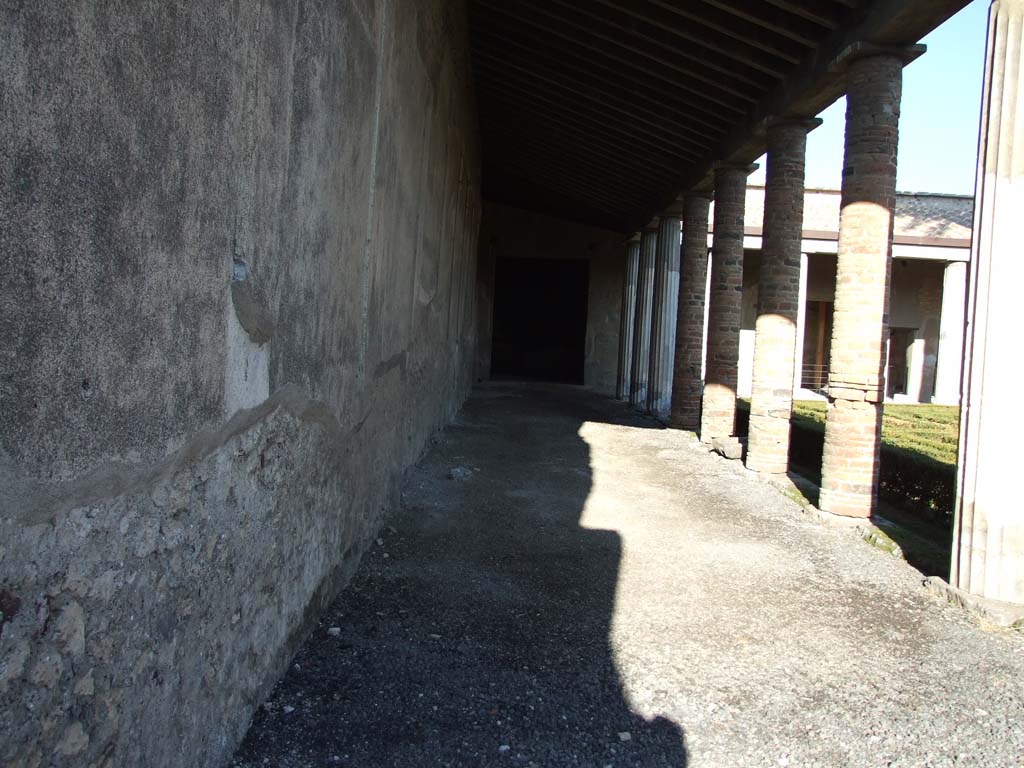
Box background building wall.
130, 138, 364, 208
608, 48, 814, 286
889, 259, 945, 401
476, 203, 623, 395
0, 2, 481, 765
739, 251, 947, 402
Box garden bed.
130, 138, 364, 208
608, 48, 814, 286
736, 400, 960, 527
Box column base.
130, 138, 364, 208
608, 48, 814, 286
926, 576, 1024, 627
746, 413, 791, 474
629, 386, 647, 411
746, 460, 788, 475
819, 396, 882, 519
710, 436, 743, 460
700, 384, 737, 444
669, 416, 700, 432
818, 487, 873, 519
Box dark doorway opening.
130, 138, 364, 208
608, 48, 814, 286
887, 327, 915, 398
491, 258, 589, 384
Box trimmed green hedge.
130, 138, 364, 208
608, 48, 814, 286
735, 402, 955, 525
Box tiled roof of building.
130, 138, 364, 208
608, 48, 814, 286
740, 186, 974, 241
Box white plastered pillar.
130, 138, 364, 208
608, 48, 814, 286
932, 260, 968, 405
952, 0, 1024, 608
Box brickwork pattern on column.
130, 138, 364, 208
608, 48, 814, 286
670, 195, 711, 430
630, 226, 658, 409
747, 121, 815, 474
701, 166, 750, 442
647, 214, 682, 419
820, 53, 903, 517
616, 238, 641, 400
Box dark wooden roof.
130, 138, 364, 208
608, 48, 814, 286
469, 0, 970, 232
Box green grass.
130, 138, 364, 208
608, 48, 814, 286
790, 401, 960, 466
738, 399, 962, 576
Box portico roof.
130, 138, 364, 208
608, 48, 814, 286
468, 0, 970, 232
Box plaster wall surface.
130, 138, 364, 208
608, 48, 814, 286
889, 259, 944, 402
476, 202, 623, 395
0, 2, 481, 765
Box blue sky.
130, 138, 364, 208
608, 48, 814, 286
749, 0, 989, 195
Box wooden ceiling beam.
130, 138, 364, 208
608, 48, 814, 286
544, 0, 770, 94
476, 81, 698, 163
472, 51, 721, 150
483, 159, 654, 212
472, 26, 750, 132
483, 159, 650, 212
763, 0, 843, 29
468, 0, 962, 234
480, 135, 682, 192
587, 0, 790, 79
647, 0, 806, 63
481, 178, 631, 232
473, 0, 760, 109
472, 31, 729, 138
702, 0, 832, 46
480, 125, 678, 190
477, 95, 693, 171
680, 0, 971, 194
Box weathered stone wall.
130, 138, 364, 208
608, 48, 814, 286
475, 202, 623, 394
0, 2, 481, 765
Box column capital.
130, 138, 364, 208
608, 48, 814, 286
643, 218, 660, 232
713, 161, 759, 177
829, 42, 925, 72
683, 194, 712, 221
766, 116, 823, 133
661, 198, 686, 218
627, 232, 642, 244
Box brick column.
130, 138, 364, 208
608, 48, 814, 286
701, 164, 754, 443
747, 119, 819, 474
819, 52, 904, 517
953, 0, 1024, 606
647, 208, 682, 419
616, 235, 642, 400
671, 194, 712, 429
630, 223, 658, 410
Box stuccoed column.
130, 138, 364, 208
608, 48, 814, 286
746, 119, 819, 474
952, 0, 1024, 608
630, 222, 658, 410
819, 51, 906, 517
616, 234, 642, 401
931, 260, 967, 405
670, 194, 712, 430
794, 252, 809, 393
646, 206, 682, 419
701, 164, 754, 443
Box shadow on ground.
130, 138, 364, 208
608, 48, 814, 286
735, 400, 954, 580
232, 383, 687, 767
783, 471, 952, 579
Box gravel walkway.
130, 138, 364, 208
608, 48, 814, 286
232, 383, 1024, 767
